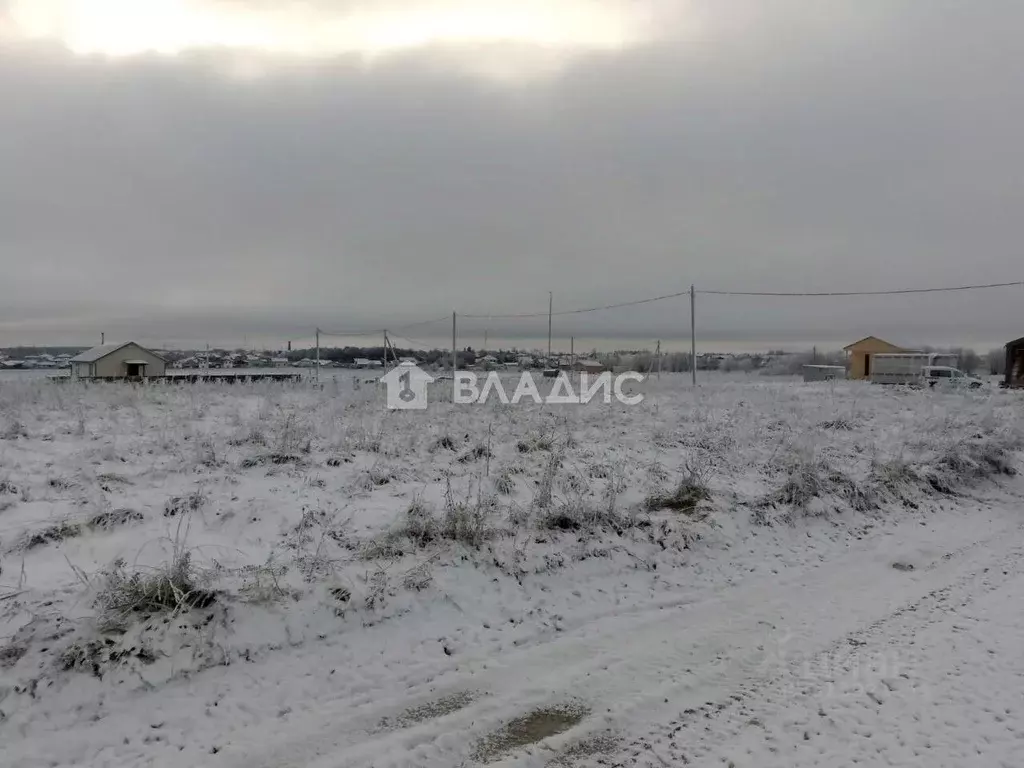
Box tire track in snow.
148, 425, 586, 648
571, 538, 1024, 767
228, 520, 1024, 768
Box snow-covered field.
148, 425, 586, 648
1, 374, 1022, 767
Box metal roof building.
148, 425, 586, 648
70, 342, 167, 379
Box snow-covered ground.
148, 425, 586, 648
0, 374, 1022, 767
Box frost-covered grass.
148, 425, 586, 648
0, 374, 1021, 749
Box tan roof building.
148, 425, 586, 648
70, 342, 167, 379
843, 336, 908, 380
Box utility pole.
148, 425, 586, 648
315, 328, 320, 384
690, 284, 697, 387
570, 336, 574, 367
547, 291, 553, 362
383, 330, 389, 373
656, 340, 662, 380
101, 332, 105, 345
452, 311, 457, 378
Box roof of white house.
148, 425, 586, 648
71, 342, 166, 364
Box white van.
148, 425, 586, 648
922, 366, 984, 389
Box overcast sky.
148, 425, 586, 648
2, 1, 1023, 351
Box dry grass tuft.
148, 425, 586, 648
86, 520, 217, 624
94, 552, 216, 620
645, 461, 712, 514
22, 520, 83, 550
163, 490, 206, 518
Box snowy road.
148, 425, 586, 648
5, 499, 1021, 768
599, 522, 1024, 768
205, 504, 1024, 768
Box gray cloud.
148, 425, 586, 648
2, 1, 1023, 350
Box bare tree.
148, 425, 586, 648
987, 348, 1007, 376
952, 347, 981, 374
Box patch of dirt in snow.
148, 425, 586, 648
546, 732, 621, 766
378, 690, 479, 730
472, 701, 590, 763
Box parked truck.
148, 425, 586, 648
869, 353, 982, 388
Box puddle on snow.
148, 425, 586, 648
472, 702, 591, 763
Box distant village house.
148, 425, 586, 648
843, 336, 907, 380
573, 359, 607, 373
70, 342, 167, 379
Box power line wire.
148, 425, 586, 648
318, 314, 451, 338
387, 332, 434, 349
462, 289, 692, 319
314, 279, 1023, 340
698, 280, 1024, 297
316, 328, 381, 338
392, 315, 451, 331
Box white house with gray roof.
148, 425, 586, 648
70, 342, 167, 379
